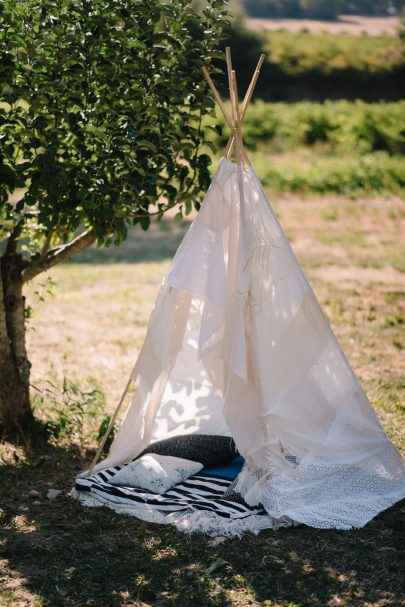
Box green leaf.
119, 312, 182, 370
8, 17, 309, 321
174, 207, 183, 222
0, 163, 15, 188
140, 216, 150, 231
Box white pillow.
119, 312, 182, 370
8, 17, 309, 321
109, 453, 203, 494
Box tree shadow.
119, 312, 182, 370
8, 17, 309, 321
1, 441, 404, 607
73, 219, 191, 265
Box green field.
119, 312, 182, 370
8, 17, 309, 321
217, 101, 405, 153
206, 100, 405, 195
262, 29, 404, 76
221, 25, 405, 101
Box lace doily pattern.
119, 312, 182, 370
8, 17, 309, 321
259, 440, 405, 529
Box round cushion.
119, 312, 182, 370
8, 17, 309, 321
138, 434, 239, 468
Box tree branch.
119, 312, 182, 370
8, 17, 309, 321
5, 218, 25, 256
38, 228, 54, 263
21, 227, 97, 284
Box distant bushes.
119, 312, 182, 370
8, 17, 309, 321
263, 30, 404, 77
257, 153, 405, 195
242, 0, 341, 20
206, 100, 405, 195
220, 26, 405, 100
239, 0, 404, 18
213, 100, 405, 154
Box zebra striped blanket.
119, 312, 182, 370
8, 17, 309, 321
74, 464, 265, 520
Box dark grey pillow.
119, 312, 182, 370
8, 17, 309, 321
138, 434, 238, 468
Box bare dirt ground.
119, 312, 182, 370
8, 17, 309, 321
246, 15, 401, 36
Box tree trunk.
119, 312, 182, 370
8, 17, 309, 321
0, 252, 33, 437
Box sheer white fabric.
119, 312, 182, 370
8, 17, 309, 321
90, 158, 405, 529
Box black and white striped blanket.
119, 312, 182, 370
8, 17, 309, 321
74, 465, 265, 520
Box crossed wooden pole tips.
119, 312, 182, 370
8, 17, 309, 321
202, 47, 265, 169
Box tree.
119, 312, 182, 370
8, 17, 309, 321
299, 0, 341, 20
0, 0, 228, 436
340, 0, 405, 15
241, 0, 301, 19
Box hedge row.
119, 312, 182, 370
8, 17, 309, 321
263, 30, 404, 77
220, 26, 405, 101
253, 152, 405, 195
211, 100, 405, 155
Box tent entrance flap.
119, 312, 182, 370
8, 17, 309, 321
150, 297, 231, 443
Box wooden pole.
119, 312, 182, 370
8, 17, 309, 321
230, 69, 248, 167
202, 67, 233, 130
226, 46, 248, 167
225, 48, 241, 163
87, 376, 133, 476
225, 47, 233, 100
225, 54, 265, 158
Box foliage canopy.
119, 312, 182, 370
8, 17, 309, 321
0, 0, 228, 271
0, 0, 228, 433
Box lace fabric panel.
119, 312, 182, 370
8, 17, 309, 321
236, 406, 405, 528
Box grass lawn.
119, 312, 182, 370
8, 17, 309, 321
1, 189, 404, 607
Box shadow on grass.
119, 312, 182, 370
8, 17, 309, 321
1, 442, 404, 607
73, 220, 191, 265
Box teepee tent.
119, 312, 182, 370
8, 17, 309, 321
73, 49, 405, 535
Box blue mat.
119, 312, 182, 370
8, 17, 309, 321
199, 456, 244, 481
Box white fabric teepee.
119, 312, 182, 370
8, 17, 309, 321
87, 155, 405, 529
81, 50, 405, 532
